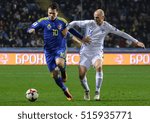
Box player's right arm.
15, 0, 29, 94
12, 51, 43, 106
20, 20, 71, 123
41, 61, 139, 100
27, 19, 43, 34
68, 20, 92, 44
27, 28, 35, 34
68, 20, 91, 28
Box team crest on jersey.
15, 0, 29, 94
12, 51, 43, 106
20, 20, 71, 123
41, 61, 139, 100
88, 28, 93, 36
47, 24, 51, 30
101, 29, 105, 33
57, 24, 62, 30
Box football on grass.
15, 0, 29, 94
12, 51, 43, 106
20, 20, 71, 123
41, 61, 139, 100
26, 88, 39, 102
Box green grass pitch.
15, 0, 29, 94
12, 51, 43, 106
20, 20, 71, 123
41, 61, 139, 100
0, 65, 150, 106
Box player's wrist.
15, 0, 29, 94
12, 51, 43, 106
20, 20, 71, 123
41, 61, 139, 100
135, 41, 139, 45
82, 36, 91, 44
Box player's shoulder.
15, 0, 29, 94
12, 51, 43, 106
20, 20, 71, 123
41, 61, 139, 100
38, 17, 49, 23
84, 20, 94, 24
57, 17, 68, 24
102, 21, 112, 28
103, 21, 110, 26
80, 20, 94, 26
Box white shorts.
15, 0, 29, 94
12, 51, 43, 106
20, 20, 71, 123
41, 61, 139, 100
79, 51, 103, 70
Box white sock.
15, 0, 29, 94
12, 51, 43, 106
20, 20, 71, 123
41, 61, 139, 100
80, 76, 90, 92
95, 71, 103, 93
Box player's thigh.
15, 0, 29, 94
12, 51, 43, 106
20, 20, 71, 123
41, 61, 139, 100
55, 49, 66, 66
79, 53, 91, 70
45, 53, 57, 72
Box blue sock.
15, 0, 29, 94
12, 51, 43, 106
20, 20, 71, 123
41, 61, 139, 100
54, 77, 67, 91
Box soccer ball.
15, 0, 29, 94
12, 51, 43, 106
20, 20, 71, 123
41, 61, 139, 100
26, 88, 39, 102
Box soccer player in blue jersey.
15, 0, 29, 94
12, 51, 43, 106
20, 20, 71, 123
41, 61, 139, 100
27, 2, 89, 101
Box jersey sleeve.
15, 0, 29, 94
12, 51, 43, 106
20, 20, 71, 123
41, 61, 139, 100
57, 17, 68, 31
62, 20, 68, 30
68, 20, 92, 28
30, 18, 44, 30
106, 22, 138, 43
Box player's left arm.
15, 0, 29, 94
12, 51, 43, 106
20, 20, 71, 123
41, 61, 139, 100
27, 19, 43, 34
61, 18, 90, 46
108, 24, 145, 48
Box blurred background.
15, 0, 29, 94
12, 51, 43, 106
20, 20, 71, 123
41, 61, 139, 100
0, 0, 149, 50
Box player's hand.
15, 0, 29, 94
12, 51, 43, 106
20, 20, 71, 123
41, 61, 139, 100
27, 28, 35, 34
82, 36, 91, 44
133, 41, 145, 49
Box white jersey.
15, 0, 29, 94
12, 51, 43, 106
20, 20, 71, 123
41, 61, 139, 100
68, 20, 138, 53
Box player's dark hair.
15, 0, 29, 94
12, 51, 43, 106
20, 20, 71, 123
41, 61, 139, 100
49, 2, 59, 11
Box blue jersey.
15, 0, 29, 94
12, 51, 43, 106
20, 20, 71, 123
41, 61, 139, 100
30, 17, 67, 52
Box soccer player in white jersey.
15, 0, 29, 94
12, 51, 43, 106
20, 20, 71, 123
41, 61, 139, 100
68, 9, 145, 101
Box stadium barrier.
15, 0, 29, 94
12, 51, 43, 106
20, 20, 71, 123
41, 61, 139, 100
0, 53, 150, 65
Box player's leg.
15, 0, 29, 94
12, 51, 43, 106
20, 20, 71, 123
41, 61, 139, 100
45, 52, 72, 100
79, 53, 91, 100
55, 49, 67, 82
79, 65, 89, 92
52, 68, 66, 91
52, 68, 72, 101
55, 58, 72, 100
55, 57, 67, 82
93, 58, 103, 101
79, 65, 90, 100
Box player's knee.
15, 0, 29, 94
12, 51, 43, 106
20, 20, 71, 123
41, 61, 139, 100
94, 60, 103, 71
56, 58, 64, 63
56, 60, 64, 68
57, 63, 64, 68
95, 65, 102, 71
